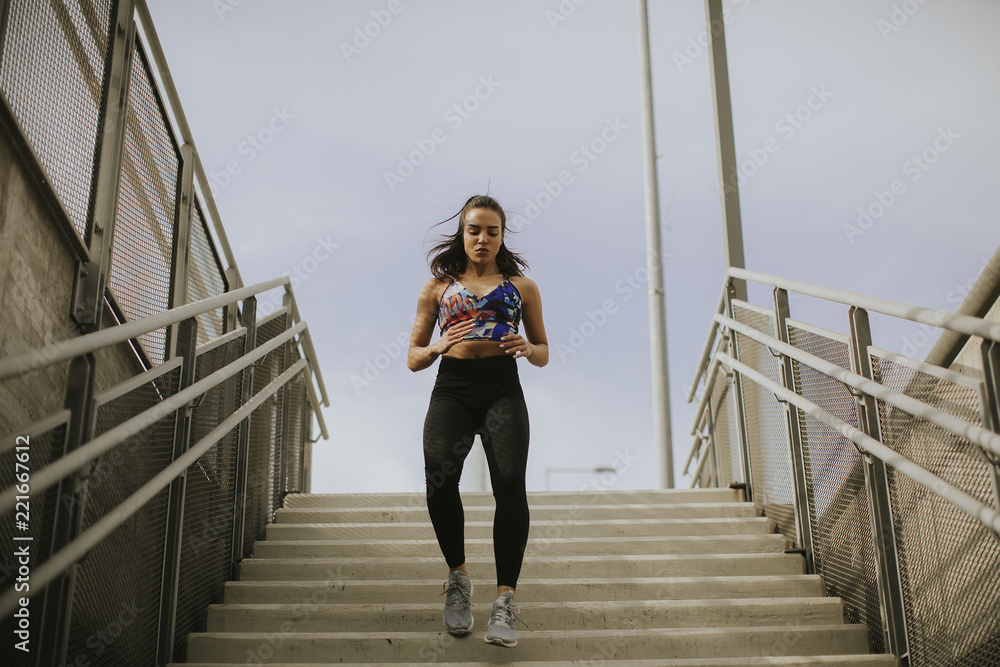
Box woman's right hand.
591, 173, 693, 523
433, 319, 477, 355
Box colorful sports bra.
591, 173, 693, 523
438, 277, 522, 342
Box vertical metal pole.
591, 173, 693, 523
773, 288, 815, 573
707, 401, 721, 487
849, 307, 910, 665
278, 293, 293, 502
704, 0, 746, 302
302, 411, 313, 494
637, 0, 673, 488
724, 282, 754, 501
36, 354, 96, 667
230, 296, 257, 579
155, 318, 198, 666
166, 144, 196, 359
978, 341, 1000, 510
72, 0, 137, 330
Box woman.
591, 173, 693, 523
407, 194, 549, 648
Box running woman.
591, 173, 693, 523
407, 194, 549, 648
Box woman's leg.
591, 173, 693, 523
422, 390, 478, 570
479, 388, 531, 593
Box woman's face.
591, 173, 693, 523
463, 207, 504, 269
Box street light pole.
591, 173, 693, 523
637, 0, 674, 488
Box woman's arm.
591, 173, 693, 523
407, 278, 475, 372
502, 277, 549, 368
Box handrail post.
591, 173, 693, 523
979, 340, 1000, 510
155, 317, 198, 665
230, 296, 257, 579
773, 288, 815, 573
71, 0, 136, 330
724, 282, 754, 501
848, 307, 910, 664
36, 354, 96, 667
166, 144, 196, 358
278, 292, 293, 502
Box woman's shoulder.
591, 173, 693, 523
420, 276, 455, 302
507, 275, 538, 298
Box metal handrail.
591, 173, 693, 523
0, 320, 306, 515
718, 312, 1000, 459
717, 351, 1000, 538
686, 284, 728, 402
0, 357, 308, 619
729, 266, 1000, 344
0, 277, 286, 382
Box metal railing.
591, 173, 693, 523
0, 1, 330, 665
685, 266, 1000, 666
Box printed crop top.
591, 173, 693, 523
438, 277, 522, 342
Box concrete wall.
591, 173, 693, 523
0, 110, 143, 440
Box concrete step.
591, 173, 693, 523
222, 575, 826, 604
264, 516, 777, 541
273, 502, 760, 524
175, 658, 897, 667
205, 597, 849, 633
282, 488, 742, 508
252, 534, 792, 559
186, 625, 872, 662
238, 553, 806, 581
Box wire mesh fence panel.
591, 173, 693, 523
0, 420, 66, 667
0, 0, 114, 240
709, 369, 741, 486
172, 332, 245, 662
732, 303, 796, 537
787, 324, 883, 653
187, 198, 228, 345
107, 39, 180, 366
283, 349, 306, 494
243, 312, 289, 554
873, 352, 1000, 666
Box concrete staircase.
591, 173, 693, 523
174, 488, 897, 665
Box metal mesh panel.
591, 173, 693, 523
244, 313, 288, 554
788, 325, 883, 653
0, 0, 113, 239
709, 367, 741, 486
0, 421, 66, 667
107, 40, 180, 365
172, 333, 245, 662
187, 198, 228, 345
732, 303, 796, 536
872, 353, 1000, 666
283, 348, 306, 494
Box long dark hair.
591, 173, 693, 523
426, 194, 528, 280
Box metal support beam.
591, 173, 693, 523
230, 296, 257, 579
156, 317, 198, 665
773, 288, 815, 573
704, 0, 746, 301
979, 340, 1000, 511
724, 282, 754, 501
278, 293, 293, 502
167, 144, 197, 359
36, 355, 96, 667
637, 0, 673, 488
848, 307, 910, 665
73, 0, 137, 329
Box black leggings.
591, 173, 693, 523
422, 355, 530, 590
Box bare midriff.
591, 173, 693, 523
442, 339, 507, 359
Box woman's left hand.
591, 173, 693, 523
499, 333, 533, 359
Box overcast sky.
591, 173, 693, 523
144, 0, 1000, 494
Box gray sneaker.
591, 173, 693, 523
440, 570, 474, 635
484, 591, 522, 648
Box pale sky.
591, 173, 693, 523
144, 0, 1000, 493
